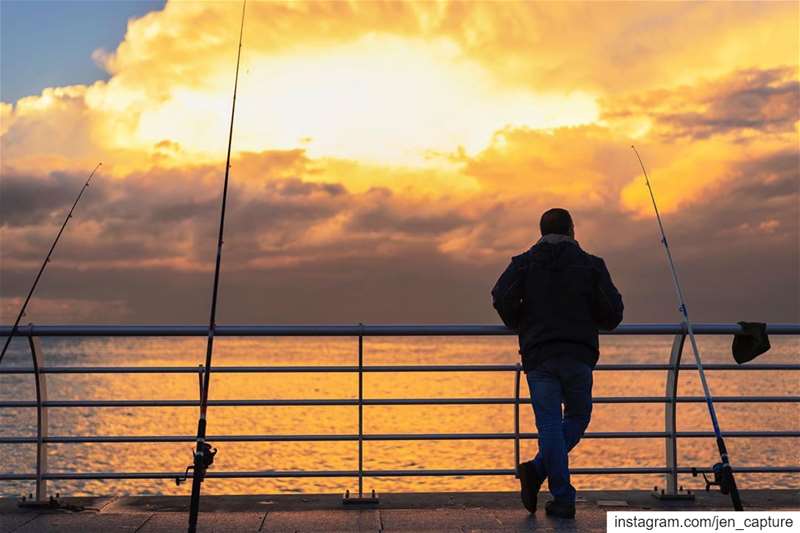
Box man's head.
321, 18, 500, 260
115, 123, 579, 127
539, 208, 574, 238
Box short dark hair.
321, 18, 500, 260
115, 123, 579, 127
540, 208, 573, 236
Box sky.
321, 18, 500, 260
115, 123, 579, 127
0, 1, 165, 103
0, 1, 798, 325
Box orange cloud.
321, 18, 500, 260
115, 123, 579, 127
462, 125, 635, 204
6, 2, 795, 178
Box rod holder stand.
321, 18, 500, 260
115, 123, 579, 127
692, 464, 735, 495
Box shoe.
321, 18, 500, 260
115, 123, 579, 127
545, 499, 576, 519
517, 461, 543, 513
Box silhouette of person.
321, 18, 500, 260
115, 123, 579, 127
492, 208, 623, 518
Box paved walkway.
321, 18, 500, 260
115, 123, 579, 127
2, 490, 798, 532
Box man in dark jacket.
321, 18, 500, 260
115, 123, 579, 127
491, 208, 623, 519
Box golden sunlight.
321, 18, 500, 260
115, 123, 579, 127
131, 34, 598, 167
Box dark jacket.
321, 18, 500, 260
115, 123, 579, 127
491, 236, 623, 371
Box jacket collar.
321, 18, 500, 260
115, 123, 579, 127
537, 233, 579, 246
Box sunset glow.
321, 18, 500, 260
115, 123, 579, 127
1, 1, 797, 324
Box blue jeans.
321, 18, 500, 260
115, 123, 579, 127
526, 356, 593, 504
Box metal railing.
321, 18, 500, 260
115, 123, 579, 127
0, 322, 798, 502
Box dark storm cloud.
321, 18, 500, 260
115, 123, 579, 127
149, 199, 218, 224
3, 143, 796, 325
237, 178, 347, 227
0, 170, 103, 227
346, 188, 470, 237
0, 160, 489, 323
734, 150, 800, 201
603, 67, 800, 140
0, 154, 482, 281
0, 149, 356, 268
596, 147, 799, 322
265, 178, 346, 197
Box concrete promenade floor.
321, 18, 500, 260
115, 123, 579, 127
1, 490, 798, 532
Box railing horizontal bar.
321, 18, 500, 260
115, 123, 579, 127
1, 430, 798, 445
2, 363, 798, 374
675, 431, 800, 438
2, 466, 797, 481
2, 396, 797, 408
2, 323, 799, 337
0, 365, 362, 374
0, 471, 360, 480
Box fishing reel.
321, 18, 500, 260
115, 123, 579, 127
692, 463, 734, 495
176, 441, 217, 486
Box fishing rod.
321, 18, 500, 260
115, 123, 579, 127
0, 162, 102, 365
631, 146, 743, 511
177, 2, 246, 532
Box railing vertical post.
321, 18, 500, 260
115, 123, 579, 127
357, 326, 364, 498
513, 364, 522, 474
343, 323, 377, 504
28, 333, 48, 502
197, 364, 204, 416
655, 331, 693, 500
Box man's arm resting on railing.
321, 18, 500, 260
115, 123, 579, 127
592, 257, 624, 331
491, 256, 525, 331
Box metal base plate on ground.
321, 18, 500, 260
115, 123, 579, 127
342, 489, 379, 506
652, 487, 696, 501
18, 495, 64, 510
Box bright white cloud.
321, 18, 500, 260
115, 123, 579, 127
131, 34, 598, 166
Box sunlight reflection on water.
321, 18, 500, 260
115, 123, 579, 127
0, 334, 797, 496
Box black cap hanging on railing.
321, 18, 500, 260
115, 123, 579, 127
732, 322, 771, 365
